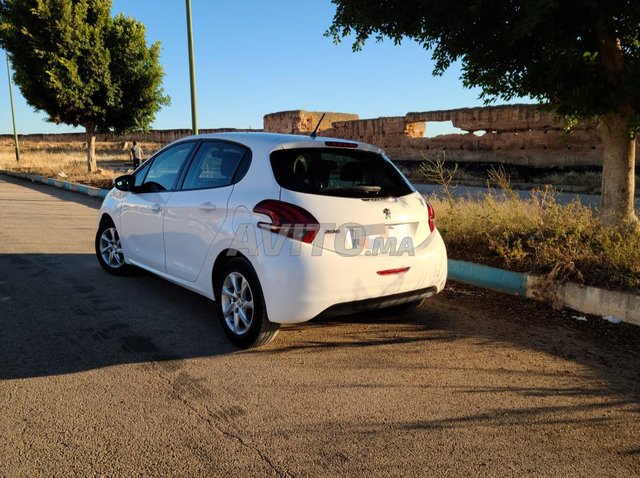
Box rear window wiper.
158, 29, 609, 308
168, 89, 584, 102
341, 185, 382, 194
320, 186, 382, 197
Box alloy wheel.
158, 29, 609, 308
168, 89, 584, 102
220, 272, 254, 336
99, 227, 125, 269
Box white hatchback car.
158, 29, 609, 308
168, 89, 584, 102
96, 133, 447, 347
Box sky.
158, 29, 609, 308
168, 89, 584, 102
0, 0, 530, 136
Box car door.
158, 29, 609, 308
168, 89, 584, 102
163, 140, 249, 282
119, 141, 197, 272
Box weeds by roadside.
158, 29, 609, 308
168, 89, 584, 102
419, 156, 458, 206
424, 161, 640, 291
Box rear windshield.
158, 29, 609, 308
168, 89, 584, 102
270, 148, 414, 198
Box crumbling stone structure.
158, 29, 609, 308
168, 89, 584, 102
2, 104, 612, 168
264, 105, 603, 168
262, 110, 358, 136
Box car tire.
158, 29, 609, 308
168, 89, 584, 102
215, 258, 280, 348
95, 219, 132, 276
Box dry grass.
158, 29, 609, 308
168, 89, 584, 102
0, 140, 162, 188
425, 162, 640, 291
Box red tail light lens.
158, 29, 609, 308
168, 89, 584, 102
427, 202, 436, 233
253, 200, 320, 244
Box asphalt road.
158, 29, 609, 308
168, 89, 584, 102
1, 175, 639, 478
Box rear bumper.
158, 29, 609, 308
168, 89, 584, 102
250, 229, 448, 324
314, 286, 438, 319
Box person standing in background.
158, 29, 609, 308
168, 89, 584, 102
130, 141, 144, 168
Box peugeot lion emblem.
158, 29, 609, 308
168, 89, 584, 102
383, 208, 391, 219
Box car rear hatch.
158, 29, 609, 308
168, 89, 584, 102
266, 143, 434, 256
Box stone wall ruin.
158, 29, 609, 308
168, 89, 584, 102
1, 104, 612, 169
263, 105, 604, 168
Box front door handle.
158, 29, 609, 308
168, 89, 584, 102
149, 204, 163, 213
199, 202, 216, 213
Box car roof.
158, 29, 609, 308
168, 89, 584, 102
176, 131, 383, 154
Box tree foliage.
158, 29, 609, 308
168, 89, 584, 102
0, 0, 170, 170
328, 0, 640, 223
329, 1, 640, 122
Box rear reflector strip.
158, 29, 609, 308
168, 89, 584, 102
376, 267, 410, 276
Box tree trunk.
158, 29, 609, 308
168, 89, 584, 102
597, 112, 637, 225
85, 124, 97, 172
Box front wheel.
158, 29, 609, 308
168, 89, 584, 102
95, 220, 132, 276
215, 258, 280, 348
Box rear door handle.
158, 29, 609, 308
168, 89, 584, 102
199, 202, 216, 213
149, 204, 163, 213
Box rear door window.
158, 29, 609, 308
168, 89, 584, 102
270, 148, 413, 198
181, 141, 249, 190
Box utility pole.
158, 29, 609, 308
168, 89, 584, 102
185, 0, 198, 135
5, 51, 20, 162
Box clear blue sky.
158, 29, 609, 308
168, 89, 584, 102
0, 0, 529, 135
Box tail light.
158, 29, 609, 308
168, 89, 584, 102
253, 200, 320, 244
427, 202, 436, 233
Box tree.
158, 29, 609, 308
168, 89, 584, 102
328, 0, 640, 224
0, 0, 169, 172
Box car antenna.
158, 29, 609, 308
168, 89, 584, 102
309, 113, 326, 139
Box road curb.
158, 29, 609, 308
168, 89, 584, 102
526, 276, 640, 326
448, 259, 528, 295
3, 169, 638, 327
1, 169, 108, 199
451, 258, 640, 327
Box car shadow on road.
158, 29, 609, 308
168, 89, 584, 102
256, 306, 458, 354
0, 255, 455, 380
0, 250, 456, 380
0, 253, 237, 380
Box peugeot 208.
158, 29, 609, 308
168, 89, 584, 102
96, 133, 447, 348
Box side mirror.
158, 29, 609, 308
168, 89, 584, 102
114, 174, 135, 192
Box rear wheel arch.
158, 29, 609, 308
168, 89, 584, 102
212, 249, 246, 298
